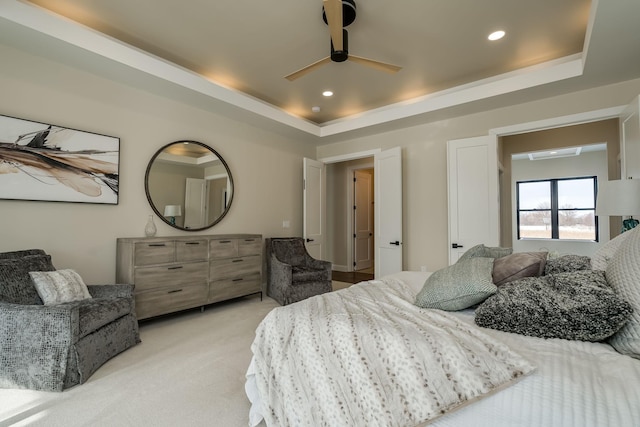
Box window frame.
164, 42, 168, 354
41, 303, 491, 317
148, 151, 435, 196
516, 176, 598, 241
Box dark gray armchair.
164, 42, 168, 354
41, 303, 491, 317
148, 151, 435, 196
266, 238, 332, 305
0, 249, 140, 391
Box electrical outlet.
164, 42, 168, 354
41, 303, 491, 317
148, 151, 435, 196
282, 220, 290, 228
420, 265, 428, 272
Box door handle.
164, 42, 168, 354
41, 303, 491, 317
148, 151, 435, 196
390, 241, 400, 246
306, 238, 314, 243
452, 243, 464, 249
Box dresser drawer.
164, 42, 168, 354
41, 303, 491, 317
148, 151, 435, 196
176, 240, 208, 261
134, 241, 175, 266
209, 255, 260, 279
208, 273, 261, 303
209, 239, 238, 258
134, 261, 208, 292
238, 238, 262, 256
136, 283, 207, 320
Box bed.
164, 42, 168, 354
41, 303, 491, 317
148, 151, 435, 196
245, 230, 640, 427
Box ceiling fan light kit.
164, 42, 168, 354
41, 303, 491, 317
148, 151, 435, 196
284, 0, 401, 81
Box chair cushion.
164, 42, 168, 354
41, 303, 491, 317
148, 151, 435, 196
272, 238, 307, 267
29, 269, 92, 305
0, 254, 55, 305
77, 297, 133, 338
0, 249, 47, 259
292, 266, 329, 283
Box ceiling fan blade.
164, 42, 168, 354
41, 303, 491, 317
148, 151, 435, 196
348, 55, 402, 74
284, 56, 332, 81
323, 0, 343, 51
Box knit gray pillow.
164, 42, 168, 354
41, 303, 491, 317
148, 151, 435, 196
543, 254, 591, 275
475, 270, 632, 342
457, 244, 512, 263
415, 257, 496, 311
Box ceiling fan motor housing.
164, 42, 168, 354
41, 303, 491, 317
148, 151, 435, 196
331, 29, 349, 62
322, 0, 357, 27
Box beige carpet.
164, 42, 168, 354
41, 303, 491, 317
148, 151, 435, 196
0, 282, 350, 427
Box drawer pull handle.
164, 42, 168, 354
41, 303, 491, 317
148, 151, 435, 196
185, 242, 200, 245
219, 240, 231, 243
244, 239, 255, 242
233, 278, 244, 282
167, 289, 183, 294
168, 266, 183, 270
148, 244, 166, 247
232, 259, 244, 263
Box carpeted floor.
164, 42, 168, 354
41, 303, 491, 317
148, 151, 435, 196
0, 281, 351, 427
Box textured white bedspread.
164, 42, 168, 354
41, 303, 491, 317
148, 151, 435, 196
247, 272, 640, 426
247, 275, 534, 427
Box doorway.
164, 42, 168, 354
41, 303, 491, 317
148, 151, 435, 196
353, 168, 374, 273
325, 157, 375, 282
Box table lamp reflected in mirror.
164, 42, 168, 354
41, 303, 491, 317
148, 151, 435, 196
163, 205, 182, 225
596, 179, 640, 232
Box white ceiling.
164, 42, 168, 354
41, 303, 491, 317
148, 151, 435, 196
1, 0, 640, 142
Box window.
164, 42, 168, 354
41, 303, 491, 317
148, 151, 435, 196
516, 176, 598, 241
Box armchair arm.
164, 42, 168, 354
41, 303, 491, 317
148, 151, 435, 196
305, 257, 332, 271
87, 284, 135, 299
0, 301, 79, 391
268, 253, 293, 303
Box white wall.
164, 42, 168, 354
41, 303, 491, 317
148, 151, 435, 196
511, 151, 609, 256
0, 42, 314, 284
317, 79, 640, 272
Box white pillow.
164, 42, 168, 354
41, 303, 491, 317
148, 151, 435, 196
592, 230, 633, 270
605, 227, 640, 358
29, 269, 92, 305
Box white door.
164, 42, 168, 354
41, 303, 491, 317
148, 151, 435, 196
621, 95, 640, 180
354, 169, 373, 270
375, 147, 403, 278
447, 136, 499, 264
303, 158, 326, 260
184, 178, 207, 229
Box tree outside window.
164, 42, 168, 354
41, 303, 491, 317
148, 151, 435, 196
516, 176, 597, 241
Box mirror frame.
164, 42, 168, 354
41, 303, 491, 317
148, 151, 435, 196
144, 140, 234, 231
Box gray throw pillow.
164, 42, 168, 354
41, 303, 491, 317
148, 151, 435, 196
457, 244, 512, 263
475, 270, 632, 342
415, 257, 497, 311
492, 252, 548, 286
543, 254, 591, 275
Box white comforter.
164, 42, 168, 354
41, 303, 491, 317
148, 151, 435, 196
246, 272, 640, 427
247, 274, 534, 427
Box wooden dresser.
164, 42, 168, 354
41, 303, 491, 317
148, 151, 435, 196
116, 234, 262, 320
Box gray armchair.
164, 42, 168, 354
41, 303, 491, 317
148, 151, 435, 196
0, 249, 140, 391
266, 238, 332, 305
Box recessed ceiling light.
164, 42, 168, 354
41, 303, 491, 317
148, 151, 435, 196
322, 90, 334, 97
488, 30, 505, 41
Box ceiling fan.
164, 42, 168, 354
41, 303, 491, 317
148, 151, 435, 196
284, 0, 402, 81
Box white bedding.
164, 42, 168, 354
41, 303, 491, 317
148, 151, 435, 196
246, 271, 640, 427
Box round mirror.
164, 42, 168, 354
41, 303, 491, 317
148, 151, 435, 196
145, 140, 233, 231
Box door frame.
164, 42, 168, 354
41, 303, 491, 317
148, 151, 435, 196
347, 163, 374, 272
319, 149, 381, 272
481, 105, 626, 251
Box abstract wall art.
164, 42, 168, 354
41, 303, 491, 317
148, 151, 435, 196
0, 114, 120, 204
